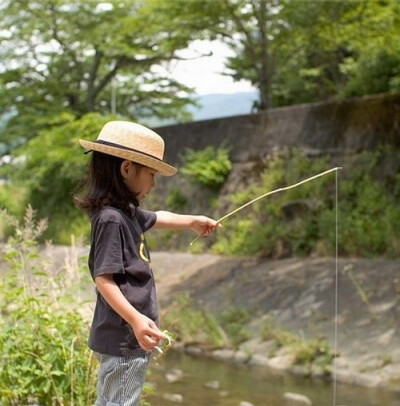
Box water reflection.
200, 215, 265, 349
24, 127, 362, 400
146, 351, 400, 406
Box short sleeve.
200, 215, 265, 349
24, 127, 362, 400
90, 219, 125, 278
135, 208, 157, 232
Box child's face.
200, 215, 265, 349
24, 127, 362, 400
121, 161, 157, 201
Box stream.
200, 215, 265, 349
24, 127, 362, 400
146, 351, 400, 406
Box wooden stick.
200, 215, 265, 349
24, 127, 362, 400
190, 167, 343, 246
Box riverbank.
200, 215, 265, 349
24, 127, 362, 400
3, 243, 398, 394
152, 252, 400, 393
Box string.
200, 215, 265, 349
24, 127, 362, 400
190, 167, 343, 246
333, 169, 339, 405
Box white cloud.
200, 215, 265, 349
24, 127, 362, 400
164, 40, 256, 95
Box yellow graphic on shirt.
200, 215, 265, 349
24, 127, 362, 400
139, 233, 150, 263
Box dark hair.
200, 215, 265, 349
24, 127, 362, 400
74, 151, 139, 215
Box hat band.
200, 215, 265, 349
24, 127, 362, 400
92, 140, 163, 162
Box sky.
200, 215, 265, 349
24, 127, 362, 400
161, 40, 256, 95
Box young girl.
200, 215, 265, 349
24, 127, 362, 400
75, 120, 219, 406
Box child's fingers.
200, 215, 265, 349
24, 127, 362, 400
147, 321, 165, 341
205, 222, 221, 234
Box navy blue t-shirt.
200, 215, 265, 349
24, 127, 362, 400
88, 205, 157, 356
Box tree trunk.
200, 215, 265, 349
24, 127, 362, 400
256, 0, 269, 111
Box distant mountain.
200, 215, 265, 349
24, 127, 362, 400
142, 91, 258, 128
188, 91, 258, 121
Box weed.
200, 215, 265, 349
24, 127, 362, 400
260, 317, 333, 374
217, 307, 251, 348
342, 264, 374, 319
0, 206, 97, 405
162, 293, 228, 349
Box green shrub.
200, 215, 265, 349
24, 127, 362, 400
217, 307, 251, 348
165, 186, 188, 211
0, 297, 96, 406
0, 207, 97, 405
212, 147, 400, 258
180, 146, 232, 190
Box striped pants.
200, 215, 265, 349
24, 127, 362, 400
94, 352, 151, 406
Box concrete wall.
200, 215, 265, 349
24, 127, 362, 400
156, 93, 400, 165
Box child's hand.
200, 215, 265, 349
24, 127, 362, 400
130, 313, 164, 353
191, 215, 220, 236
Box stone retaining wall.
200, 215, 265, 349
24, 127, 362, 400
156, 93, 400, 165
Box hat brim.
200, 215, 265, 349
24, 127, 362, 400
79, 139, 177, 176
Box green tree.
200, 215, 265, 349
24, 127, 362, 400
172, 0, 355, 110
11, 112, 112, 243
274, 0, 400, 105
338, 0, 400, 97
0, 0, 227, 240
0, 0, 207, 151
217, 0, 278, 111
193, 0, 400, 109
268, 0, 353, 106
170, 0, 279, 111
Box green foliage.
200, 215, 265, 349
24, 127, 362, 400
0, 297, 96, 405
11, 112, 112, 243
217, 307, 251, 348
0, 183, 26, 216
0, 206, 97, 405
0, 0, 202, 152
193, 0, 400, 108
212, 148, 400, 258
165, 186, 188, 212
163, 295, 254, 350
162, 293, 227, 349
260, 317, 333, 373
292, 338, 332, 373
341, 51, 400, 98
180, 146, 232, 190
260, 318, 297, 347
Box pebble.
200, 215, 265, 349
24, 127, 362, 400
165, 368, 184, 383
163, 392, 184, 403
204, 380, 220, 389
283, 392, 312, 406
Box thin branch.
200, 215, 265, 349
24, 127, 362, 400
190, 167, 343, 246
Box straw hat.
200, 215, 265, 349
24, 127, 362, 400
79, 121, 176, 176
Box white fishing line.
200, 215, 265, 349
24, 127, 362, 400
333, 168, 340, 406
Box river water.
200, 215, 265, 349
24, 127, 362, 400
146, 351, 400, 406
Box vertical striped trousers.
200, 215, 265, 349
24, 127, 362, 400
94, 352, 151, 406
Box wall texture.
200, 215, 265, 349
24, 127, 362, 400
156, 93, 400, 165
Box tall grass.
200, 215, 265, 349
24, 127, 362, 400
0, 206, 96, 405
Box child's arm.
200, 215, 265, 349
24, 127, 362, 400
95, 274, 164, 352
153, 211, 219, 236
